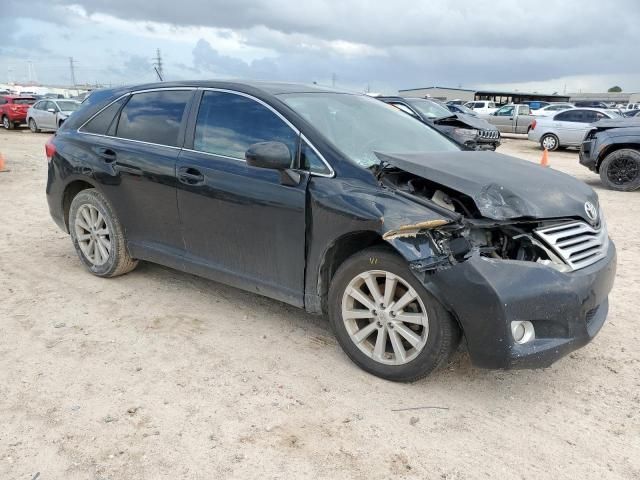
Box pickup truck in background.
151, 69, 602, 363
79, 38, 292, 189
480, 104, 535, 134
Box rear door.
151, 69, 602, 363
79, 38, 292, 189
513, 105, 531, 133
553, 110, 593, 145
80, 89, 194, 257
176, 89, 309, 306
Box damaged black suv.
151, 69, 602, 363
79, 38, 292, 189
46, 82, 616, 382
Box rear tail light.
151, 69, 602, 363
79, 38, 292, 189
45, 136, 56, 162
530, 119, 537, 130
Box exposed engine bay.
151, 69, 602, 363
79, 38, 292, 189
377, 168, 569, 271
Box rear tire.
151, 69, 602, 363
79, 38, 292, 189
599, 149, 640, 191
540, 133, 559, 151
28, 118, 40, 133
69, 189, 138, 277
328, 247, 460, 382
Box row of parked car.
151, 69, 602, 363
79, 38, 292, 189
0, 93, 80, 131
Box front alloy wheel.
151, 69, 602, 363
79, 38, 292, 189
342, 270, 429, 365
329, 247, 460, 382
599, 148, 640, 191
2, 116, 12, 130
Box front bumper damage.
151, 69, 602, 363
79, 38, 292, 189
409, 242, 616, 369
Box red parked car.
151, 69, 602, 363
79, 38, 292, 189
0, 95, 37, 129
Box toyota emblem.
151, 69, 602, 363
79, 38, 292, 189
584, 201, 598, 223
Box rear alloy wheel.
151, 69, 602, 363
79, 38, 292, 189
540, 133, 559, 151
28, 118, 40, 133
599, 149, 640, 191
69, 189, 138, 277
2, 116, 14, 130
329, 248, 460, 382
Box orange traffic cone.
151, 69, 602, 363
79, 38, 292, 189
0, 152, 8, 173
540, 148, 550, 167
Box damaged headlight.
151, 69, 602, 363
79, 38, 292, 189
453, 128, 479, 137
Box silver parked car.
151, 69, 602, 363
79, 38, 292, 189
528, 108, 621, 150
27, 99, 80, 132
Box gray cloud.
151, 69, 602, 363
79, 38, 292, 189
3, 0, 640, 91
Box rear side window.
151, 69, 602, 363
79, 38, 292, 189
82, 96, 129, 135
193, 91, 298, 161
555, 110, 582, 122
116, 90, 192, 147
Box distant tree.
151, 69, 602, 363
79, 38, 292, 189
608, 86, 622, 92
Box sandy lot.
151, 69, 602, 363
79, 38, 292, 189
1, 129, 638, 480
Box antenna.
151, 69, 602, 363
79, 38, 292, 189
153, 49, 164, 81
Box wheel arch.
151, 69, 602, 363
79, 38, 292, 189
62, 179, 99, 231
316, 231, 387, 314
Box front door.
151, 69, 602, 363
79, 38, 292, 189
176, 90, 308, 306
491, 105, 516, 133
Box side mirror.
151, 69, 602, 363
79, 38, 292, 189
245, 141, 291, 170
245, 141, 302, 186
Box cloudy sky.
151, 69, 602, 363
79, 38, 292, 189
2, 0, 639, 94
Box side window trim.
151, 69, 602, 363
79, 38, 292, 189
185, 87, 335, 178
77, 87, 195, 149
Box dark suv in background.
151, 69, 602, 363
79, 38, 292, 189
580, 118, 640, 191
46, 81, 615, 381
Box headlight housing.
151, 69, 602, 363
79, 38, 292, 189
453, 128, 479, 137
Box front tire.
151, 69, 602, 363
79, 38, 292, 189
328, 247, 460, 382
69, 189, 138, 277
540, 133, 559, 151
599, 149, 640, 191
2, 116, 14, 130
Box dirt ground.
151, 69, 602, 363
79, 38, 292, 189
1, 129, 638, 480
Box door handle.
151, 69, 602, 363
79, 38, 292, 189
95, 147, 117, 163
178, 167, 205, 185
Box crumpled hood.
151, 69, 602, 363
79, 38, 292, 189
377, 151, 599, 222
434, 113, 498, 132
591, 117, 640, 131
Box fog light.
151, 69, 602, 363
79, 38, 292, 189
511, 321, 535, 344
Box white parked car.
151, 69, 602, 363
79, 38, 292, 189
531, 103, 575, 116
527, 108, 621, 150
27, 99, 80, 132
464, 100, 498, 115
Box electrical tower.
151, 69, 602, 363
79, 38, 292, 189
153, 49, 164, 81
69, 57, 77, 86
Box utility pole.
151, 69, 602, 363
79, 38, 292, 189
69, 57, 77, 86
153, 48, 164, 81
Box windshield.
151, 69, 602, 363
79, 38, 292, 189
14, 98, 36, 105
453, 104, 476, 115
280, 93, 459, 168
56, 101, 80, 111
404, 98, 452, 119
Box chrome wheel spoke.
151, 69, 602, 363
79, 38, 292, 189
391, 289, 418, 313
394, 312, 426, 326
347, 286, 377, 311
363, 273, 383, 305
373, 326, 388, 360
77, 233, 92, 242
343, 309, 375, 320
352, 322, 379, 344
394, 323, 422, 348
383, 274, 397, 307
388, 328, 407, 363
75, 204, 111, 267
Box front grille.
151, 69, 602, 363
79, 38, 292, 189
478, 130, 500, 139
534, 220, 609, 271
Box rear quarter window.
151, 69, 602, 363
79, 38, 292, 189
81, 96, 129, 135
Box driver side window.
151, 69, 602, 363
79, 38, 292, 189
495, 106, 514, 116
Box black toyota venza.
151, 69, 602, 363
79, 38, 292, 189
46, 81, 616, 382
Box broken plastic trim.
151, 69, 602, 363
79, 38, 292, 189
382, 219, 450, 240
